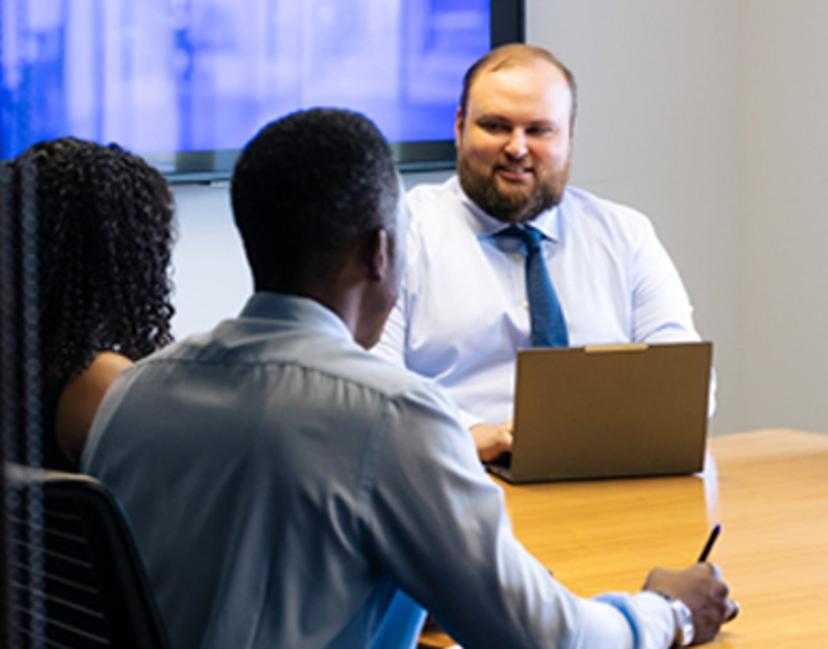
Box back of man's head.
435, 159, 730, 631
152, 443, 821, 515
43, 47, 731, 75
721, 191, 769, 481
231, 109, 400, 292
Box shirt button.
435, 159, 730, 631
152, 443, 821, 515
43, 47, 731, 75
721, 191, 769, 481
523, 301, 529, 310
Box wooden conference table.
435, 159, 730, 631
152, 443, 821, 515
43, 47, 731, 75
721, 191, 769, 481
420, 429, 828, 648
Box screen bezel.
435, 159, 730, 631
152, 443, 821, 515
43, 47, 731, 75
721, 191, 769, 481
158, 0, 525, 183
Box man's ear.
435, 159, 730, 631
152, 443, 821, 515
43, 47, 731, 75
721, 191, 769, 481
454, 107, 465, 146
365, 228, 390, 282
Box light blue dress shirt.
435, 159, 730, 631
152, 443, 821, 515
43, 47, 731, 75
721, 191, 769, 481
83, 293, 676, 648
375, 176, 706, 427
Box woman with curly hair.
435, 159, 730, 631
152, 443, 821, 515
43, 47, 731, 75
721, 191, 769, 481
5, 137, 175, 470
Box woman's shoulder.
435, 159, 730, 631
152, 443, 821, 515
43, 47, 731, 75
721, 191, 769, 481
54, 351, 133, 464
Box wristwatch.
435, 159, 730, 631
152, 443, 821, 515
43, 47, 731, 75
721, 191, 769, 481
659, 594, 695, 647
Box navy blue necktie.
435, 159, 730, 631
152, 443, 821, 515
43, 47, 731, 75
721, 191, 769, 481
498, 225, 569, 348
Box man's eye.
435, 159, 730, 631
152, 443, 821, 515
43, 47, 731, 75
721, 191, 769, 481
528, 125, 556, 136
479, 121, 510, 133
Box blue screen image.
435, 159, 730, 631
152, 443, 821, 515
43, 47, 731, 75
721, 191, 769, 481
0, 0, 489, 167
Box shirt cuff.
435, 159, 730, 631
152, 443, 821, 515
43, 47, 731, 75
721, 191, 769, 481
594, 591, 676, 649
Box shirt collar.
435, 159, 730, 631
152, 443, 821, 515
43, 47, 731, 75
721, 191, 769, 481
239, 292, 353, 342
451, 174, 562, 243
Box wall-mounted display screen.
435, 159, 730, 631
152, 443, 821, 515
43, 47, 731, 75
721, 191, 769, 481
0, 0, 524, 181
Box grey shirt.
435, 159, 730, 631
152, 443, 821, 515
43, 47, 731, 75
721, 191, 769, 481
83, 292, 673, 648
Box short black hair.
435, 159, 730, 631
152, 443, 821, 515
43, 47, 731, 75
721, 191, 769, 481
3, 137, 175, 381
231, 108, 400, 291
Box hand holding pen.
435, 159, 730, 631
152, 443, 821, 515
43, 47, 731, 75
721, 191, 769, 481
642, 523, 739, 645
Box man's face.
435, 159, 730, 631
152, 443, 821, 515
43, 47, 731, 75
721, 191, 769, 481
456, 59, 574, 223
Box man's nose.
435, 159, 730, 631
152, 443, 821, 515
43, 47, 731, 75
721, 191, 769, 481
504, 129, 528, 159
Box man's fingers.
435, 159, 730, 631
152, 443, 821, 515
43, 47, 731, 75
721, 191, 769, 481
725, 598, 740, 621
704, 562, 722, 579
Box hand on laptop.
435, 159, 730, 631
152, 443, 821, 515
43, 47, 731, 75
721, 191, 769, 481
643, 563, 739, 645
470, 420, 513, 462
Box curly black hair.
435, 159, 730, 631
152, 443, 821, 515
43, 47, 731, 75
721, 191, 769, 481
6, 137, 175, 382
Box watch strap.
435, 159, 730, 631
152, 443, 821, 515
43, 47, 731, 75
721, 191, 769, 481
654, 592, 694, 647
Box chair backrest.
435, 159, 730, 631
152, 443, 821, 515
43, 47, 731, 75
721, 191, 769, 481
5, 463, 171, 648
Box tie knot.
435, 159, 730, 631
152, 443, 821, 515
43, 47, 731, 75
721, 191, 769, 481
497, 225, 543, 253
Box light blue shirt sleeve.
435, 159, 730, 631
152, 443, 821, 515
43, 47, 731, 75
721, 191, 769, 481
364, 380, 676, 648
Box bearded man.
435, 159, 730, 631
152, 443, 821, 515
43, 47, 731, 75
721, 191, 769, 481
375, 44, 706, 461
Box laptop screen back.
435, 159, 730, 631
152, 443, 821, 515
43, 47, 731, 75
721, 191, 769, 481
498, 342, 712, 483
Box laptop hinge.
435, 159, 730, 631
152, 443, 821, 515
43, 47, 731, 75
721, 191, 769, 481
584, 343, 649, 353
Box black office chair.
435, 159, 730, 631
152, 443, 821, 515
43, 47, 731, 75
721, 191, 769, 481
4, 463, 171, 648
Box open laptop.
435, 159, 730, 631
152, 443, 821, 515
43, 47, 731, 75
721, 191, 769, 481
487, 341, 712, 483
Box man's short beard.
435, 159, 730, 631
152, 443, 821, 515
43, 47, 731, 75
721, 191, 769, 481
457, 155, 569, 224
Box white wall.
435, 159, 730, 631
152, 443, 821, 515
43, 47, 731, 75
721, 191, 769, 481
739, 1, 828, 431
169, 182, 249, 337
171, 1, 828, 435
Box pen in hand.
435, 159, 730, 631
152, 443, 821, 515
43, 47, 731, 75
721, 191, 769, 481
697, 523, 721, 562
